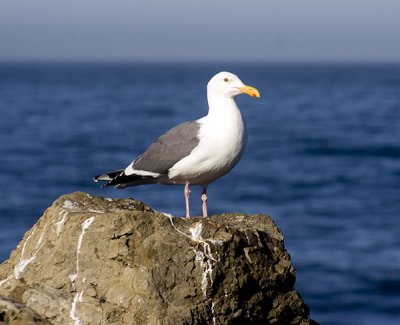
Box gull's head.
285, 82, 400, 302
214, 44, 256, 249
207, 71, 260, 99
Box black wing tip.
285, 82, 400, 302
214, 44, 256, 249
93, 170, 161, 189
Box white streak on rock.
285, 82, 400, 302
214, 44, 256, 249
57, 199, 82, 237
70, 216, 95, 289
0, 275, 13, 287
20, 227, 37, 258
166, 215, 193, 240
87, 209, 105, 214
188, 223, 218, 263
189, 222, 203, 241
70, 291, 83, 325
14, 222, 48, 279
244, 229, 251, 245
35, 222, 48, 249
69, 273, 77, 285
208, 238, 224, 246
14, 257, 36, 279
14, 227, 36, 278
192, 249, 214, 297
167, 216, 219, 300
55, 211, 68, 237
211, 301, 217, 325
189, 224, 219, 318
254, 231, 263, 247
69, 216, 95, 324
63, 200, 76, 209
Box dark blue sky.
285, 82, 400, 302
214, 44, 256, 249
1, 0, 399, 62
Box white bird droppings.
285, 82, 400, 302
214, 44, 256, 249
69, 216, 95, 325
14, 222, 48, 279
70, 291, 83, 325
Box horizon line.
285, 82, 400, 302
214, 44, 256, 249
1, 58, 400, 66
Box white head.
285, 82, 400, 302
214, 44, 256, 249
207, 71, 260, 99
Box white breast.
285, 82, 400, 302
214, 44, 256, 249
168, 99, 247, 185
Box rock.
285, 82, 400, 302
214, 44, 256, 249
0, 295, 51, 324
0, 192, 317, 325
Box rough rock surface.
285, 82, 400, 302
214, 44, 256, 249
0, 192, 317, 324
0, 296, 51, 325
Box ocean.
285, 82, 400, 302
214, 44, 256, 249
0, 62, 399, 324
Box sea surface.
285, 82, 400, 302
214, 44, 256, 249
0, 62, 399, 324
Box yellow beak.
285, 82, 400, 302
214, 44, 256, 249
239, 85, 260, 98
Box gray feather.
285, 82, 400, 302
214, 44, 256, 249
133, 121, 201, 174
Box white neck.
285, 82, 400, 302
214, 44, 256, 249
207, 93, 238, 118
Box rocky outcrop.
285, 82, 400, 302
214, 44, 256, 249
0, 192, 317, 324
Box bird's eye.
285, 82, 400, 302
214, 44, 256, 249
223, 78, 229, 82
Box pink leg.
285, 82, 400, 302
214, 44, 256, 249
184, 182, 191, 218
201, 187, 208, 218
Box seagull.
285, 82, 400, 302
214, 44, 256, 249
94, 71, 260, 218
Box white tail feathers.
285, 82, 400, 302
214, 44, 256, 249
93, 174, 113, 182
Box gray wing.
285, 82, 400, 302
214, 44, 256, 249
132, 121, 201, 174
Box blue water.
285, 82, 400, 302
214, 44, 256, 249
1, 62, 399, 324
